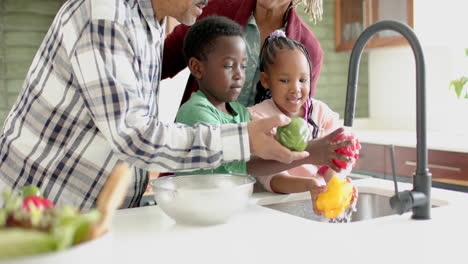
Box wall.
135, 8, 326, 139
0, 0, 62, 126
365, 0, 468, 137
0, 0, 184, 125
0, 0, 369, 126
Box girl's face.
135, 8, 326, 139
195, 36, 247, 107
260, 48, 310, 117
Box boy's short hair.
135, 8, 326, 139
183, 15, 244, 63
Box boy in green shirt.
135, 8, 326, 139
176, 16, 249, 175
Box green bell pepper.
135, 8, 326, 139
276, 117, 310, 151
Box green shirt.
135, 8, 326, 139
176, 90, 250, 175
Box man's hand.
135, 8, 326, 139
247, 115, 309, 164
306, 128, 354, 171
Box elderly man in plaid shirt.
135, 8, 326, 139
0, 0, 350, 210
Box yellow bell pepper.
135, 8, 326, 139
316, 176, 354, 219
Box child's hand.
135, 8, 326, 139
307, 177, 327, 216
332, 131, 361, 170
306, 128, 355, 171
314, 166, 358, 218
346, 176, 359, 209
247, 115, 309, 164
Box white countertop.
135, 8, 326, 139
104, 178, 467, 264
8, 178, 466, 264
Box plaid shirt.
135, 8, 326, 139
0, 0, 250, 210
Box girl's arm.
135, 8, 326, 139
267, 172, 326, 215
268, 172, 325, 194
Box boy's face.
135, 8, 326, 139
195, 36, 247, 105
260, 48, 311, 117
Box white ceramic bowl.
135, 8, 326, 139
151, 174, 255, 225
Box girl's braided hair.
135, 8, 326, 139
256, 31, 320, 139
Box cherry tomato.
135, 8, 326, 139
21, 196, 54, 211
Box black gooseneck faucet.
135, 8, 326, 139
344, 20, 432, 220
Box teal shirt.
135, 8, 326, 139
237, 13, 287, 107
237, 14, 261, 107
176, 90, 250, 175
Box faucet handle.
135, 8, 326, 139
390, 190, 427, 215
388, 144, 429, 215
390, 191, 413, 215
388, 144, 409, 215
389, 145, 400, 195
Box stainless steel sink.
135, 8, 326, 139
351, 193, 397, 221
263, 192, 438, 222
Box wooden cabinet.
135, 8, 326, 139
354, 143, 468, 188
334, 0, 414, 52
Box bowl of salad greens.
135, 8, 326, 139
0, 185, 110, 262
